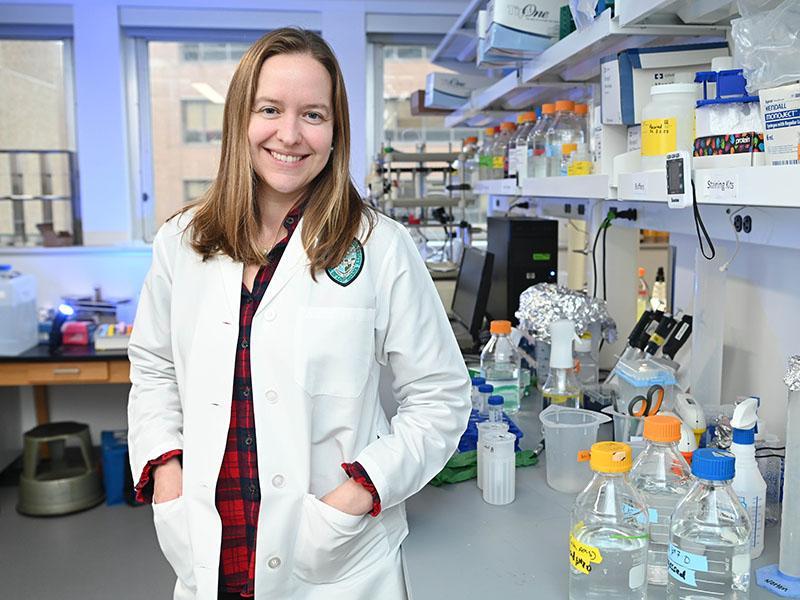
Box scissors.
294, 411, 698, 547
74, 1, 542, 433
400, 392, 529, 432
627, 385, 665, 417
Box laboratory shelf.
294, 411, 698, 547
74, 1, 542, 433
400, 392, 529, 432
473, 178, 519, 196
616, 0, 737, 28
429, 0, 483, 65
403, 406, 783, 600
521, 174, 612, 200
618, 165, 800, 208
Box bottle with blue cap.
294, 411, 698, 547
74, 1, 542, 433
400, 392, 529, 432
470, 376, 486, 411
666, 448, 752, 600
487, 394, 504, 424
476, 383, 493, 417
730, 397, 767, 559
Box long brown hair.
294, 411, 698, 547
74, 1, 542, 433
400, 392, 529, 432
181, 28, 374, 273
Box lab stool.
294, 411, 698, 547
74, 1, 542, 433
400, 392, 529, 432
17, 421, 105, 516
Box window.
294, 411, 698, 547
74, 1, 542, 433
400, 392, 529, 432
0, 39, 77, 246
183, 179, 212, 203
182, 100, 224, 144
181, 42, 249, 62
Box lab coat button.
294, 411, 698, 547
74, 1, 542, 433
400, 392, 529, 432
265, 390, 278, 404
272, 474, 285, 488
240, 339, 249, 349
245, 436, 253, 446
265, 309, 276, 321
268, 557, 281, 569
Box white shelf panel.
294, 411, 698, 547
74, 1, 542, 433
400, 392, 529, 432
617, 0, 737, 28
473, 178, 519, 195
429, 0, 483, 65
618, 165, 800, 208
521, 174, 612, 200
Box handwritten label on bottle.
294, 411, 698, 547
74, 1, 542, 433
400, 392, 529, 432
668, 543, 709, 587
569, 532, 603, 575
641, 118, 677, 157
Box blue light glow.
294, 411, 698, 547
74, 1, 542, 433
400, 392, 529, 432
58, 304, 74, 316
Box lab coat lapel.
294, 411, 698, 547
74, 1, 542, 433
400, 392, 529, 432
216, 253, 244, 323
255, 216, 308, 317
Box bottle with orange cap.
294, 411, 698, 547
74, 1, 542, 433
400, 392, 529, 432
629, 415, 693, 587
493, 122, 516, 179
479, 320, 522, 414
545, 100, 584, 177
478, 127, 498, 180
527, 103, 555, 179
507, 112, 536, 179
570, 441, 649, 600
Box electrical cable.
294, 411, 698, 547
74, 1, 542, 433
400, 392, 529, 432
602, 224, 608, 302
692, 180, 716, 260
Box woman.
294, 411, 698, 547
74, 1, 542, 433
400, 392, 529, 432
127, 28, 470, 600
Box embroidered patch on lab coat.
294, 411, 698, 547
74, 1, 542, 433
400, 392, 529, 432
326, 239, 364, 287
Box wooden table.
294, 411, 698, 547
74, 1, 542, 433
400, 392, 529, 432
0, 345, 130, 425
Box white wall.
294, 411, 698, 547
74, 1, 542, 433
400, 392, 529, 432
670, 233, 800, 442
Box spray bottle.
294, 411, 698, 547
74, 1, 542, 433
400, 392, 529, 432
731, 396, 767, 558
541, 319, 580, 409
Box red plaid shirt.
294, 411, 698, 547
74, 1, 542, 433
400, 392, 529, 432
135, 205, 380, 597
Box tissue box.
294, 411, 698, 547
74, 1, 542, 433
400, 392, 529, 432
484, 0, 565, 58
424, 72, 493, 110
601, 42, 729, 125
760, 82, 800, 166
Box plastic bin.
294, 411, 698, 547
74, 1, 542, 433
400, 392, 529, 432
101, 430, 129, 506
539, 404, 610, 493
0, 266, 38, 356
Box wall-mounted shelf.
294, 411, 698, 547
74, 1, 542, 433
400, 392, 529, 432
522, 174, 612, 200
616, 0, 737, 28
473, 178, 519, 195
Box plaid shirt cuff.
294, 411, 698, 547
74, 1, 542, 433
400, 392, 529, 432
134, 449, 183, 504
341, 461, 382, 517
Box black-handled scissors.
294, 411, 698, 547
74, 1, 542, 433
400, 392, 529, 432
627, 385, 665, 417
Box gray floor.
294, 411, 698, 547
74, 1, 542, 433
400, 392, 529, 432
0, 484, 175, 600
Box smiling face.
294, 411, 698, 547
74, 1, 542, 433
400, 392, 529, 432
248, 52, 334, 205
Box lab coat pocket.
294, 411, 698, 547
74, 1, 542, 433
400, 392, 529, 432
294, 307, 376, 398
294, 493, 390, 584
152, 495, 196, 590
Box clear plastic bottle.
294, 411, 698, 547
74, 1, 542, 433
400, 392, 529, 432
630, 415, 693, 586
494, 122, 516, 179
636, 268, 649, 321
508, 112, 536, 179
487, 394, 504, 424
478, 127, 498, 180
461, 136, 480, 188
574, 103, 590, 146
569, 442, 649, 600
667, 448, 752, 600
567, 143, 593, 176
477, 383, 493, 417
574, 334, 599, 388
546, 100, 584, 177
470, 376, 486, 411
542, 319, 581, 409
560, 142, 578, 177
480, 320, 521, 414
731, 397, 767, 558
528, 103, 555, 179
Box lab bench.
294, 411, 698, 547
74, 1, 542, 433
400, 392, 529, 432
403, 405, 781, 600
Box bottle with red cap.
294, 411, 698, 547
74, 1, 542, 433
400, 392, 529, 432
480, 320, 522, 414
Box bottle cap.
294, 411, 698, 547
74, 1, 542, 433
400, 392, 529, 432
574, 103, 588, 115
471, 376, 486, 386
638, 267, 646, 277
731, 396, 758, 445
580, 441, 632, 473
488, 395, 504, 406
521, 111, 537, 122
555, 100, 575, 112
574, 335, 591, 353
561, 143, 578, 154
485, 127, 496, 136
644, 415, 681, 443
490, 320, 512, 335
465, 136, 478, 144
478, 384, 494, 394
691, 448, 735, 481
541, 103, 555, 114
516, 114, 527, 124
549, 319, 576, 369
500, 122, 517, 132
0, 265, 11, 271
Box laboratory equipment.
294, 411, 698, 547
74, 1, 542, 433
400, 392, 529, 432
630, 415, 693, 586
493, 122, 516, 179
731, 397, 767, 558
755, 434, 784, 528
451, 247, 495, 350
575, 334, 599, 388
615, 358, 676, 416
546, 100, 583, 177
527, 103, 555, 179
481, 430, 516, 506
477, 383, 494, 417
480, 321, 522, 414
574, 103, 589, 144
479, 127, 498, 180
651, 268, 668, 311
567, 143, 592, 176
540, 404, 610, 493
756, 356, 800, 598
636, 268, 649, 321
602, 405, 645, 447
627, 385, 664, 417
471, 377, 486, 411
541, 319, 581, 409
560, 142, 578, 176
93, 322, 133, 352
640, 83, 701, 172
569, 442, 649, 600
486, 217, 559, 323
667, 448, 751, 600
0, 265, 38, 356
508, 112, 536, 179
674, 393, 707, 449
487, 394, 504, 424
665, 151, 693, 209
48, 303, 75, 354
476, 420, 509, 490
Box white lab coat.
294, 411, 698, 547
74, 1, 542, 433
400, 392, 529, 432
127, 209, 471, 600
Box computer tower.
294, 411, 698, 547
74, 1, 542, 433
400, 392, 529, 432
486, 216, 559, 323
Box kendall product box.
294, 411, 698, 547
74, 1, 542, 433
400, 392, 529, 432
601, 42, 729, 125
484, 0, 565, 59
424, 72, 494, 110
760, 82, 800, 166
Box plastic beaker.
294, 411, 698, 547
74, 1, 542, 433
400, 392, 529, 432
540, 405, 611, 493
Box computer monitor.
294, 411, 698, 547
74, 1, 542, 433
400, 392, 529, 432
451, 247, 494, 343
